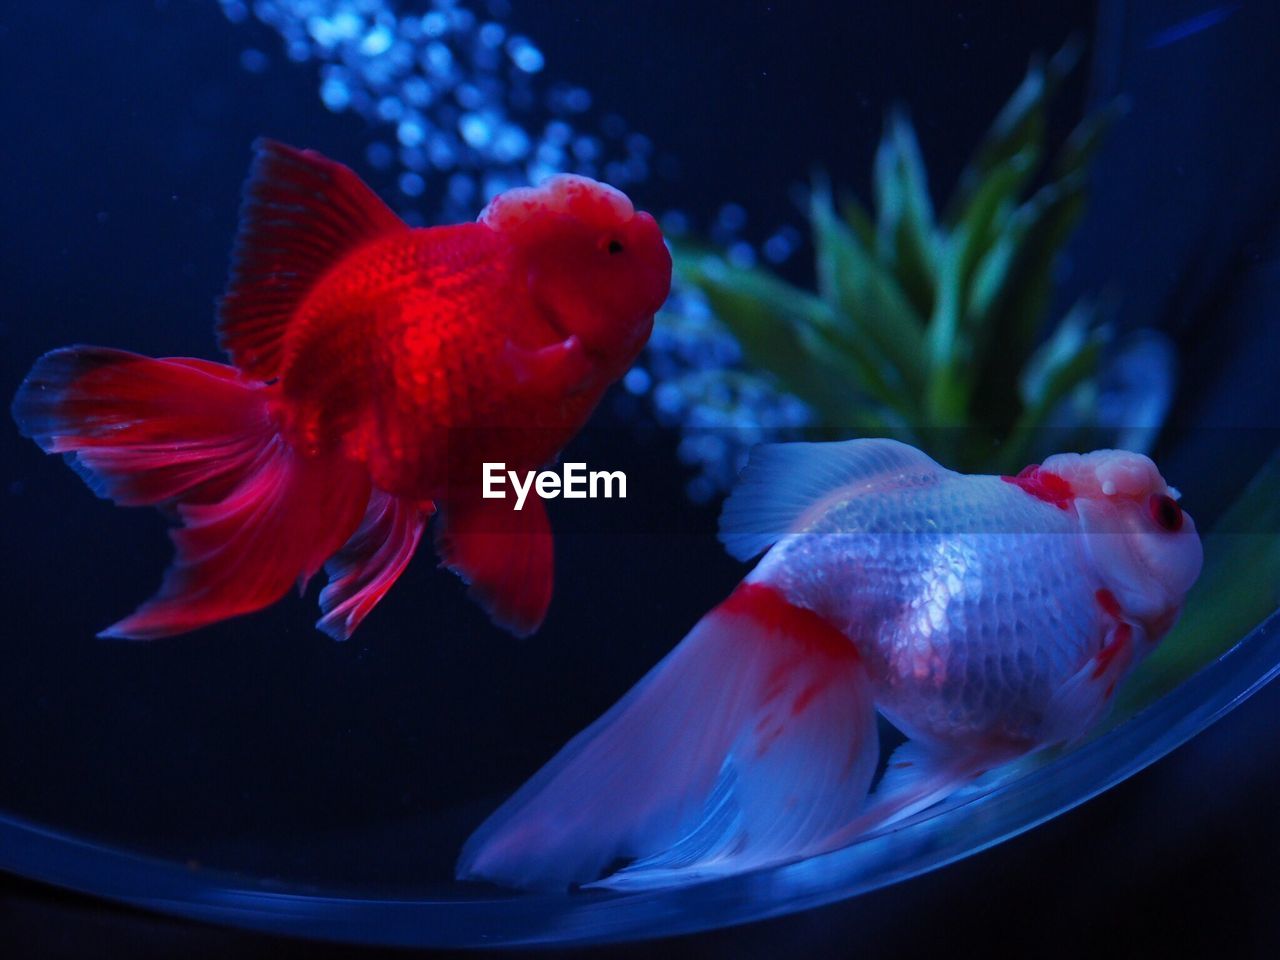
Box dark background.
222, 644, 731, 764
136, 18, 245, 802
1, 0, 1278, 956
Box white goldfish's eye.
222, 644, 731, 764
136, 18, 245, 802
1148, 493, 1183, 532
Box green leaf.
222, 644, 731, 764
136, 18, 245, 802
1115, 450, 1280, 717
922, 238, 974, 467
810, 181, 927, 399
965, 230, 1018, 328
838, 190, 877, 249
665, 39, 1119, 481
1054, 96, 1126, 182
996, 300, 1106, 473
944, 39, 1080, 226
673, 251, 904, 428
946, 64, 1045, 226
873, 109, 938, 317
968, 172, 1090, 436
953, 150, 1036, 322
923, 239, 961, 371
1017, 300, 1100, 404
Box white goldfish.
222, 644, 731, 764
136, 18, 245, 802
458, 440, 1204, 890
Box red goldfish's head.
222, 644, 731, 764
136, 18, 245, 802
480, 175, 671, 376
1044, 449, 1203, 639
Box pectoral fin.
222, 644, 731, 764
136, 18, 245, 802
434, 493, 554, 637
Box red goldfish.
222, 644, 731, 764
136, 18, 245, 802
12, 140, 671, 640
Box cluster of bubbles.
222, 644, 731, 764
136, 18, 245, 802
219, 0, 810, 500
218, 0, 654, 222
631, 282, 812, 503
628, 202, 812, 502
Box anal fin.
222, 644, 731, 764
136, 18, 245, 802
317, 490, 433, 640
822, 738, 1023, 849
434, 494, 553, 638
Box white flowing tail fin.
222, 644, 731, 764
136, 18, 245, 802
457, 582, 879, 891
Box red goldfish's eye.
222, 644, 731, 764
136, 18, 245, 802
598, 235, 624, 255
1149, 493, 1183, 532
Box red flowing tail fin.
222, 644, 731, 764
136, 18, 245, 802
457, 582, 879, 891
11, 346, 371, 638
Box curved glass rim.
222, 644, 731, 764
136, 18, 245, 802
1, 608, 1276, 948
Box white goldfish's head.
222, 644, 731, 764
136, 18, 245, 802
1043, 449, 1203, 636
480, 175, 671, 377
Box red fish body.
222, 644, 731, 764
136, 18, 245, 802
12, 140, 671, 640
279, 224, 643, 496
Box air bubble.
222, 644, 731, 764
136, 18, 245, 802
422, 42, 453, 76
421, 11, 448, 37
398, 145, 428, 171
571, 135, 600, 162
428, 136, 458, 170
360, 23, 393, 56
482, 174, 514, 201
239, 48, 269, 74
763, 229, 797, 264
732, 239, 757, 267
398, 172, 426, 197
661, 210, 689, 235
219, 0, 248, 25
506, 36, 544, 73
376, 95, 404, 121
625, 132, 652, 156
449, 7, 476, 32
526, 160, 558, 184
455, 83, 484, 109
543, 120, 572, 145
535, 141, 564, 167
716, 203, 748, 233
492, 124, 530, 162
623, 367, 651, 395
397, 116, 426, 147
402, 76, 432, 106
320, 74, 352, 112
459, 112, 494, 148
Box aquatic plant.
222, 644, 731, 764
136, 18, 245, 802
668, 44, 1170, 479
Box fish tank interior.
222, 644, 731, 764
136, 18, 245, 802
1, 0, 1279, 954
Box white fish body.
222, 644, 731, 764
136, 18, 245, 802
459, 440, 1203, 891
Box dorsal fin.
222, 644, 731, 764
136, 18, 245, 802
718, 438, 950, 561
217, 139, 406, 379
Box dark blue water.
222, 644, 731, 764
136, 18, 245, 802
2, 1, 1279, 955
